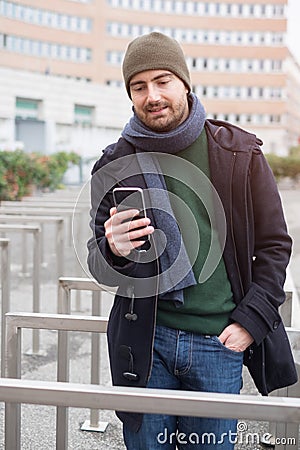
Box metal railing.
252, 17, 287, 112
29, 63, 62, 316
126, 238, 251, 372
58, 276, 115, 312
1, 200, 86, 206
3, 311, 300, 450
0, 238, 10, 377
267, 328, 300, 450
283, 268, 300, 329
0, 204, 83, 248
0, 215, 64, 279
266, 283, 300, 449
57, 278, 300, 448
22, 190, 85, 203
0, 224, 42, 355
0, 203, 91, 311
4, 312, 108, 449
1, 378, 300, 450
57, 277, 115, 432
279, 291, 293, 327
1, 200, 89, 260
1, 376, 300, 420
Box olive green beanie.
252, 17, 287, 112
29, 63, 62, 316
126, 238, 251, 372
122, 32, 191, 98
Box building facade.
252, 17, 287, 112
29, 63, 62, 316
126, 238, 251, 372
0, 0, 300, 157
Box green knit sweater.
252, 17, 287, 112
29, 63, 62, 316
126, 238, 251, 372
156, 130, 235, 335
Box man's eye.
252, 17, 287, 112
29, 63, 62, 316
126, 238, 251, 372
132, 85, 144, 92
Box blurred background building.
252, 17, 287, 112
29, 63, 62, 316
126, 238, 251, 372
0, 0, 300, 167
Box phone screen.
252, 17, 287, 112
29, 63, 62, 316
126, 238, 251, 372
113, 187, 148, 241
113, 187, 146, 214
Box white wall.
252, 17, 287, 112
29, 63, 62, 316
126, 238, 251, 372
0, 66, 293, 160
0, 67, 132, 156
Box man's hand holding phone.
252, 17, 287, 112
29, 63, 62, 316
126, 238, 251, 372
104, 188, 154, 257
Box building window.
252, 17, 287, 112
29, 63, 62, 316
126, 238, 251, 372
1, 32, 92, 62
1, 0, 92, 33
15, 97, 40, 119
74, 104, 94, 125
105, 0, 288, 17
106, 50, 123, 65
270, 115, 281, 123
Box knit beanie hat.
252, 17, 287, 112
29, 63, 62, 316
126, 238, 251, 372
122, 32, 191, 98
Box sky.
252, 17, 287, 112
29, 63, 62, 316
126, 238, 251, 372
286, 0, 300, 64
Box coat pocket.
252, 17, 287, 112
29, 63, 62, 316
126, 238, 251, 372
244, 322, 298, 395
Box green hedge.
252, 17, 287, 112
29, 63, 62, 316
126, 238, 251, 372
0, 150, 80, 201
266, 154, 300, 183
1, 148, 298, 201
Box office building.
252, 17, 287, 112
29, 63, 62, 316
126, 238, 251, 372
0, 0, 299, 157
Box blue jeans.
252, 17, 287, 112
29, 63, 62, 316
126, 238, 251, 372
123, 325, 244, 450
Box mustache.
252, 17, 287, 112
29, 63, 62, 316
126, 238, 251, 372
145, 101, 168, 112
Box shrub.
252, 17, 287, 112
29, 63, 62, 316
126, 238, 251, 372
0, 150, 80, 201
31, 151, 80, 191
0, 150, 35, 200
266, 154, 300, 183
289, 145, 300, 159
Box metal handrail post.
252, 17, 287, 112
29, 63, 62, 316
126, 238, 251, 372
56, 219, 64, 279
32, 228, 41, 354
0, 238, 10, 377
72, 208, 85, 312
21, 228, 29, 276
279, 291, 293, 327
57, 285, 71, 450
40, 223, 45, 266
90, 290, 101, 427
5, 315, 22, 450
81, 290, 108, 432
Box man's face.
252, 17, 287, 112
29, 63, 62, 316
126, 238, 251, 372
129, 70, 189, 132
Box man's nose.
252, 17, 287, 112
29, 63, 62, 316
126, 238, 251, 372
147, 84, 161, 102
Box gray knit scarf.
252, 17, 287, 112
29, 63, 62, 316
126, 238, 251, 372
121, 93, 206, 304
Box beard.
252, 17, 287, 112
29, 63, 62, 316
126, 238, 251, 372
136, 94, 189, 132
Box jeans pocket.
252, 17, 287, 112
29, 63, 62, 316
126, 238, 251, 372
211, 336, 244, 356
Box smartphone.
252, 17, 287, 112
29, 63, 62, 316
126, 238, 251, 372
112, 187, 149, 241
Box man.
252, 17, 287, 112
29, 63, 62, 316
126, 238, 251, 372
87, 32, 297, 449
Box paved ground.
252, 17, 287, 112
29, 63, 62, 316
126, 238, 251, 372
0, 182, 299, 449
